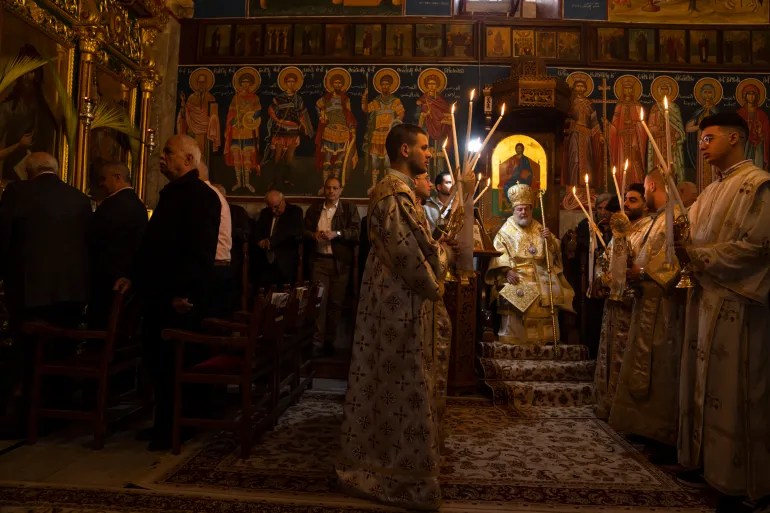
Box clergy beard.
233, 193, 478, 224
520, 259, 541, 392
515, 216, 532, 228
626, 207, 644, 221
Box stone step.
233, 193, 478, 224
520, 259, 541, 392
479, 342, 589, 362
480, 358, 595, 382
487, 380, 595, 408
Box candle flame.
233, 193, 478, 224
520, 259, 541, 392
442, 138, 448, 149
584, 173, 589, 184
470, 89, 475, 101
486, 178, 491, 186
664, 96, 668, 110
477, 172, 482, 181
639, 107, 645, 121
572, 186, 577, 195
624, 159, 629, 171
500, 103, 506, 116
612, 165, 617, 175
451, 103, 456, 114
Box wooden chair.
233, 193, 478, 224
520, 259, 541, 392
162, 291, 285, 457
23, 291, 143, 449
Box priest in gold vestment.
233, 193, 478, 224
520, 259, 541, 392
608, 169, 682, 447
337, 124, 451, 511
678, 113, 770, 502
593, 183, 651, 419
486, 184, 574, 345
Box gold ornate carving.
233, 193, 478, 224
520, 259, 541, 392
519, 87, 555, 107
97, 0, 142, 63
3, 0, 75, 43
139, 20, 161, 69
76, 25, 105, 54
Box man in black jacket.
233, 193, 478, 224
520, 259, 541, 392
88, 162, 147, 327
252, 190, 303, 288
0, 152, 91, 329
303, 177, 359, 356
115, 134, 220, 450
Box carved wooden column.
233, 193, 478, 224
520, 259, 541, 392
137, 70, 159, 201
72, 27, 102, 193
444, 273, 479, 395
136, 21, 162, 202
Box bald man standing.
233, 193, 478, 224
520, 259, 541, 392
89, 162, 147, 327
116, 134, 220, 450
0, 152, 91, 329
252, 189, 303, 288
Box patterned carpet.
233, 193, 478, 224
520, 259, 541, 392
0, 393, 712, 513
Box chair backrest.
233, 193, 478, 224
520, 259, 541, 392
103, 291, 141, 362
240, 240, 251, 312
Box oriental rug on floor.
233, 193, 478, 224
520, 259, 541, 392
0, 392, 711, 513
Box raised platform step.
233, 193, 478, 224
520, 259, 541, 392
479, 342, 589, 362
480, 358, 595, 382
486, 380, 595, 408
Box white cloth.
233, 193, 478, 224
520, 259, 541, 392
316, 200, 338, 255
205, 181, 232, 261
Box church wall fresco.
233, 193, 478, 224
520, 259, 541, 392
176, 64, 479, 199
177, 59, 770, 201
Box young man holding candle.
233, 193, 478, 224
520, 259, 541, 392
593, 183, 652, 420
337, 123, 452, 511
677, 112, 770, 512
607, 169, 682, 459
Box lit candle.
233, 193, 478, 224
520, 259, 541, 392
572, 187, 607, 250
473, 178, 491, 205
621, 159, 628, 201
611, 166, 623, 208
639, 107, 668, 171
584, 173, 593, 225
465, 89, 475, 162
450, 103, 461, 172
442, 138, 452, 175
664, 96, 673, 178
470, 103, 506, 172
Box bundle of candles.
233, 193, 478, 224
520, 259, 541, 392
437, 88, 506, 232
436, 89, 507, 273
571, 95, 688, 275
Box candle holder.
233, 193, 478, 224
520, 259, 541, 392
674, 214, 695, 288
80, 97, 96, 127
146, 128, 157, 155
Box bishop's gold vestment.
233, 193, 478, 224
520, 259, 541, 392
485, 217, 574, 345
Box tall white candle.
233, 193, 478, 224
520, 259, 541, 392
611, 166, 623, 208
572, 187, 608, 250
442, 138, 452, 175
639, 107, 668, 171
465, 89, 475, 163
621, 159, 628, 201
470, 103, 506, 173
664, 96, 673, 178
451, 103, 461, 171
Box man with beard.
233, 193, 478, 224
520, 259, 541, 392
485, 183, 574, 345
593, 182, 652, 419
337, 124, 451, 510
609, 169, 682, 461
423, 170, 453, 236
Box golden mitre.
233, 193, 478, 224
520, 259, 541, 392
507, 183, 535, 207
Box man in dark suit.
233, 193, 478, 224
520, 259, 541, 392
252, 190, 303, 288
115, 134, 220, 450
303, 177, 359, 356
88, 162, 147, 327
0, 152, 91, 330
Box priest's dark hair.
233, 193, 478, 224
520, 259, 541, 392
699, 111, 749, 140
627, 182, 645, 198
385, 123, 428, 164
